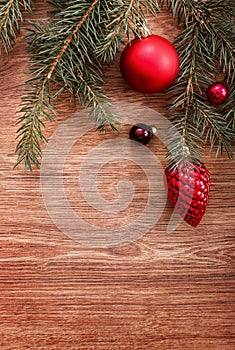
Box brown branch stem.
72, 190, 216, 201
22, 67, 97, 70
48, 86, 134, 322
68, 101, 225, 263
0, 0, 15, 31
47, 0, 100, 80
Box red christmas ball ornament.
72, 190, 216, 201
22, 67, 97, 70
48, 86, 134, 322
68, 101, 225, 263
165, 160, 210, 227
120, 34, 180, 93
207, 82, 229, 105
129, 124, 153, 145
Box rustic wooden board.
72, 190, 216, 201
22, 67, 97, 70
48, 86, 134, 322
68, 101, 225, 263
0, 2, 234, 349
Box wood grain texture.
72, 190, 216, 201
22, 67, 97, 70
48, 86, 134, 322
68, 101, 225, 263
0, 2, 234, 349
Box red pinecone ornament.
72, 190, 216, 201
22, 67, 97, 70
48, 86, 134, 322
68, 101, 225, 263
165, 161, 210, 227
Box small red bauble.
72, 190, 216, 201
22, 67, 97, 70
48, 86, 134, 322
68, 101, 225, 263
129, 124, 153, 145
165, 161, 210, 227
207, 82, 229, 105
120, 34, 180, 93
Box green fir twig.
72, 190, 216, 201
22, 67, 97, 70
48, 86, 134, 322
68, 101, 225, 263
15, 0, 162, 171
165, 0, 235, 168
8, 0, 235, 171
0, 0, 33, 54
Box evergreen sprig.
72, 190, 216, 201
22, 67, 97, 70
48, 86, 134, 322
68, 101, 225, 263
0, 0, 33, 54
0, 0, 234, 170
95, 0, 160, 63
165, 0, 235, 167
14, 0, 161, 170
15, 0, 118, 170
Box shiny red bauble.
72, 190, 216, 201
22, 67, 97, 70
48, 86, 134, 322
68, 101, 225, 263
120, 34, 180, 93
165, 161, 210, 227
129, 124, 153, 145
207, 82, 229, 105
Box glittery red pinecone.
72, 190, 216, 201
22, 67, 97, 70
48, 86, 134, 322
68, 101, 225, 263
165, 161, 210, 227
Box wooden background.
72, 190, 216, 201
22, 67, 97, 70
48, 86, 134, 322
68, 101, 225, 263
0, 2, 234, 349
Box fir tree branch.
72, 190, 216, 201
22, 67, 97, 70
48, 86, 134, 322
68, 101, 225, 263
47, 0, 99, 79
15, 0, 118, 170
15, 79, 56, 170
165, 0, 235, 167
96, 0, 160, 63
15, 0, 162, 170
0, 0, 15, 31
197, 101, 234, 158
15, 0, 234, 171
0, 0, 33, 54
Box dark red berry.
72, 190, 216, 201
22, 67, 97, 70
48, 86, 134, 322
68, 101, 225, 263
129, 124, 153, 145
207, 82, 229, 105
